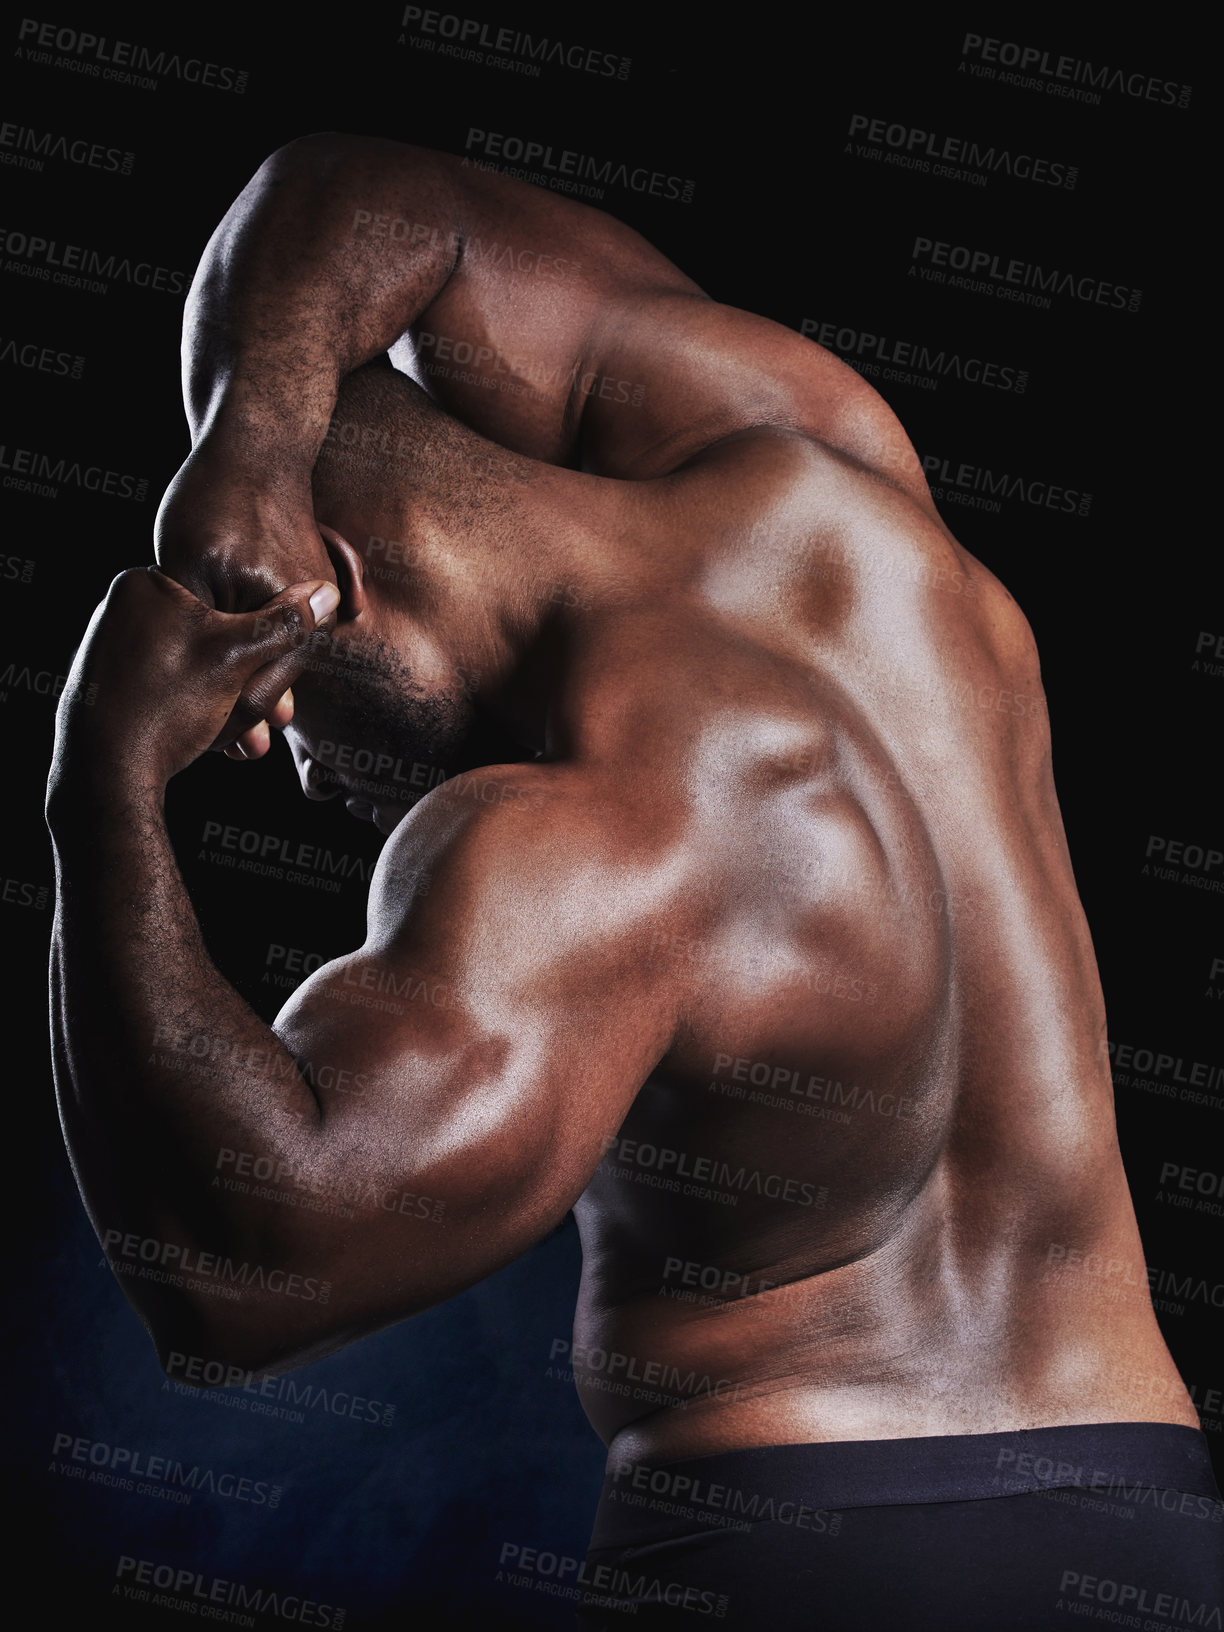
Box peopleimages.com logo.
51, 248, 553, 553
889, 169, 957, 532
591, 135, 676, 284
463, 128, 695, 204
910, 236, 1140, 314
398, 7, 631, 79
15, 19, 248, 92
959, 33, 1190, 110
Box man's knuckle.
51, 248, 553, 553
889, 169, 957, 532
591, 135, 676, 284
276, 604, 305, 641
231, 693, 265, 728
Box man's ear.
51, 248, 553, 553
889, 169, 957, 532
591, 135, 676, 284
317, 525, 367, 619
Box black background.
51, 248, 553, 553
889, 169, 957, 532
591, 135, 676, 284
5, 6, 1215, 1628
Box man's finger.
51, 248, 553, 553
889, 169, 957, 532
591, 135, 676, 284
219, 580, 340, 672
211, 655, 308, 752
227, 722, 272, 761
207, 584, 336, 752
227, 692, 291, 761
268, 688, 295, 729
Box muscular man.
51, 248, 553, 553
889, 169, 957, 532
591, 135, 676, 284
49, 137, 1220, 1627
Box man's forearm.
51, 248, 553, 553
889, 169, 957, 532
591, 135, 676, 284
184, 134, 465, 461
48, 785, 325, 1352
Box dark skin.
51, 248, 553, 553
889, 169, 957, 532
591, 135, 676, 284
49, 136, 1195, 1463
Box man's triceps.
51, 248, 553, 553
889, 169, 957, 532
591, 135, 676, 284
239, 796, 669, 1352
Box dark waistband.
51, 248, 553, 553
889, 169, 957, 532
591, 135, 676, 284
592, 1424, 1221, 1546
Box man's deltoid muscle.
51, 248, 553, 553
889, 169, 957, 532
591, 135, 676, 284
48, 136, 1221, 1625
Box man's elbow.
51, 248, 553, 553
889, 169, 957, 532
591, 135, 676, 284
135, 1200, 498, 1382
157, 1339, 273, 1392
148, 1293, 353, 1388
145, 1271, 437, 1387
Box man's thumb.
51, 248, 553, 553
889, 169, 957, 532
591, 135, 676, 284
236, 580, 341, 659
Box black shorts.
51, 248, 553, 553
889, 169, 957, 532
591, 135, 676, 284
575, 1423, 1223, 1630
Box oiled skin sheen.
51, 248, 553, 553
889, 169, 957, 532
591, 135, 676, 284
55, 138, 1194, 1464
560, 435, 1160, 1459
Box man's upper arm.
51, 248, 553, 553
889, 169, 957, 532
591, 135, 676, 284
268, 766, 675, 1326
398, 148, 702, 465
405, 150, 933, 502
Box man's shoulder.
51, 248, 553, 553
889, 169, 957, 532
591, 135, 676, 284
368, 757, 670, 921
348, 758, 691, 1058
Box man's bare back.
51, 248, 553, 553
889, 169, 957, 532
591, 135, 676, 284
281, 385, 1193, 1458
559, 429, 1194, 1458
